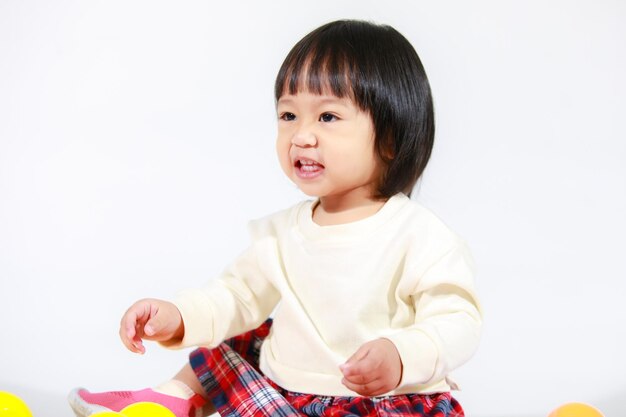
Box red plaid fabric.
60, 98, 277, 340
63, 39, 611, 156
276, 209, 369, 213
189, 320, 464, 417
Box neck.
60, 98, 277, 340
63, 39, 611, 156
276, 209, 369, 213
313, 193, 388, 226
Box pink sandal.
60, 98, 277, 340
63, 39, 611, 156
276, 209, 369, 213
68, 387, 206, 417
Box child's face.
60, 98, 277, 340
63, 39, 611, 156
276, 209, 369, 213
276, 91, 382, 201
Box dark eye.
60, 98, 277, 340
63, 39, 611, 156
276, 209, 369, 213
280, 112, 296, 121
320, 113, 337, 122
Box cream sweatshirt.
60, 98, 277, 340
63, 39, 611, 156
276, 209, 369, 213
169, 193, 482, 396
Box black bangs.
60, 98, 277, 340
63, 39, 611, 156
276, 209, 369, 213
275, 21, 363, 104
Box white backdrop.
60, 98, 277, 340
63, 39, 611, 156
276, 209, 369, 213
1, 1, 625, 416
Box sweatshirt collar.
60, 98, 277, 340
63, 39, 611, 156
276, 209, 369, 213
297, 193, 410, 242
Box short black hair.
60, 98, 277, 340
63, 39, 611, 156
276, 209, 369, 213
275, 20, 435, 198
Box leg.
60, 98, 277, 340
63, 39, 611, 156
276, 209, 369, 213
172, 363, 216, 416
189, 319, 302, 417
190, 344, 301, 417
68, 320, 274, 417
68, 363, 208, 417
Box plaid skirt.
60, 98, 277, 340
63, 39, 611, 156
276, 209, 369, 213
189, 320, 464, 417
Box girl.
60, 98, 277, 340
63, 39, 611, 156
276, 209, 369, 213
69, 19, 482, 417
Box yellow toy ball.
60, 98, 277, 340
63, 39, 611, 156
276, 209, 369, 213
548, 402, 604, 417
121, 402, 176, 417
0, 391, 33, 417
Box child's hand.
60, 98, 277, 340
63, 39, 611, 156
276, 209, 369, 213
339, 338, 402, 397
118, 298, 184, 354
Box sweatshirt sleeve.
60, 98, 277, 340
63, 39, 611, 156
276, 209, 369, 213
163, 242, 281, 349
384, 240, 483, 389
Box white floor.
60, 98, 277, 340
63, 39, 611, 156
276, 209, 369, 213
4, 383, 621, 417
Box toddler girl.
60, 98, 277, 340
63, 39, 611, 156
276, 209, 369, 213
69, 19, 482, 417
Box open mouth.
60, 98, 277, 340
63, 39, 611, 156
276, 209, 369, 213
296, 159, 324, 170
295, 159, 324, 178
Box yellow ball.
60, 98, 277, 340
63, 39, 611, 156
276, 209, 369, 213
548, 402, 604, 417
0, 391, 33, 417
121, 402, 176, 417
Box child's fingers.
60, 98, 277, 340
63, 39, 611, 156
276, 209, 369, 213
126, 334, 146, 354
340, 359, 379, 385
144, 310, 164, 337
118, 315, 136, 351
340, 339, 403, 396
119, 317, 144, 354
119, 301, 152, 353
341, 376, 386, 397
340, 346, 378, 382
340, 344, 369, 377
340, 353, 396, 396
117, 298, 182, 353
143, 303, 180, 339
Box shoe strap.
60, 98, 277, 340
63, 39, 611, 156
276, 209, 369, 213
190, 393, 207, 409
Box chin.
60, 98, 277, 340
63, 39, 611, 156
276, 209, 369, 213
290, 177, 321, 197
294, 183, 324, 198
298, 188, 322, 198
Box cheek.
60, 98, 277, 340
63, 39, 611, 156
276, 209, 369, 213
332, 141, 378, 177
275, 135, 292, 174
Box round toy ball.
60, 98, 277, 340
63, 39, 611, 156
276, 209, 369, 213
548, 402, 604, 417
0, 391, 33, 417
121, 402, 176, 417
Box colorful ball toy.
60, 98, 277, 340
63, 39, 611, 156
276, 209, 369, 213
121, 402, 176, 417
548, 402, 604, 417
91, 413, 124, 416
0, 391, 33, 417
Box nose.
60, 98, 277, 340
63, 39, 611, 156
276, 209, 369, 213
291, 122, 317, 148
